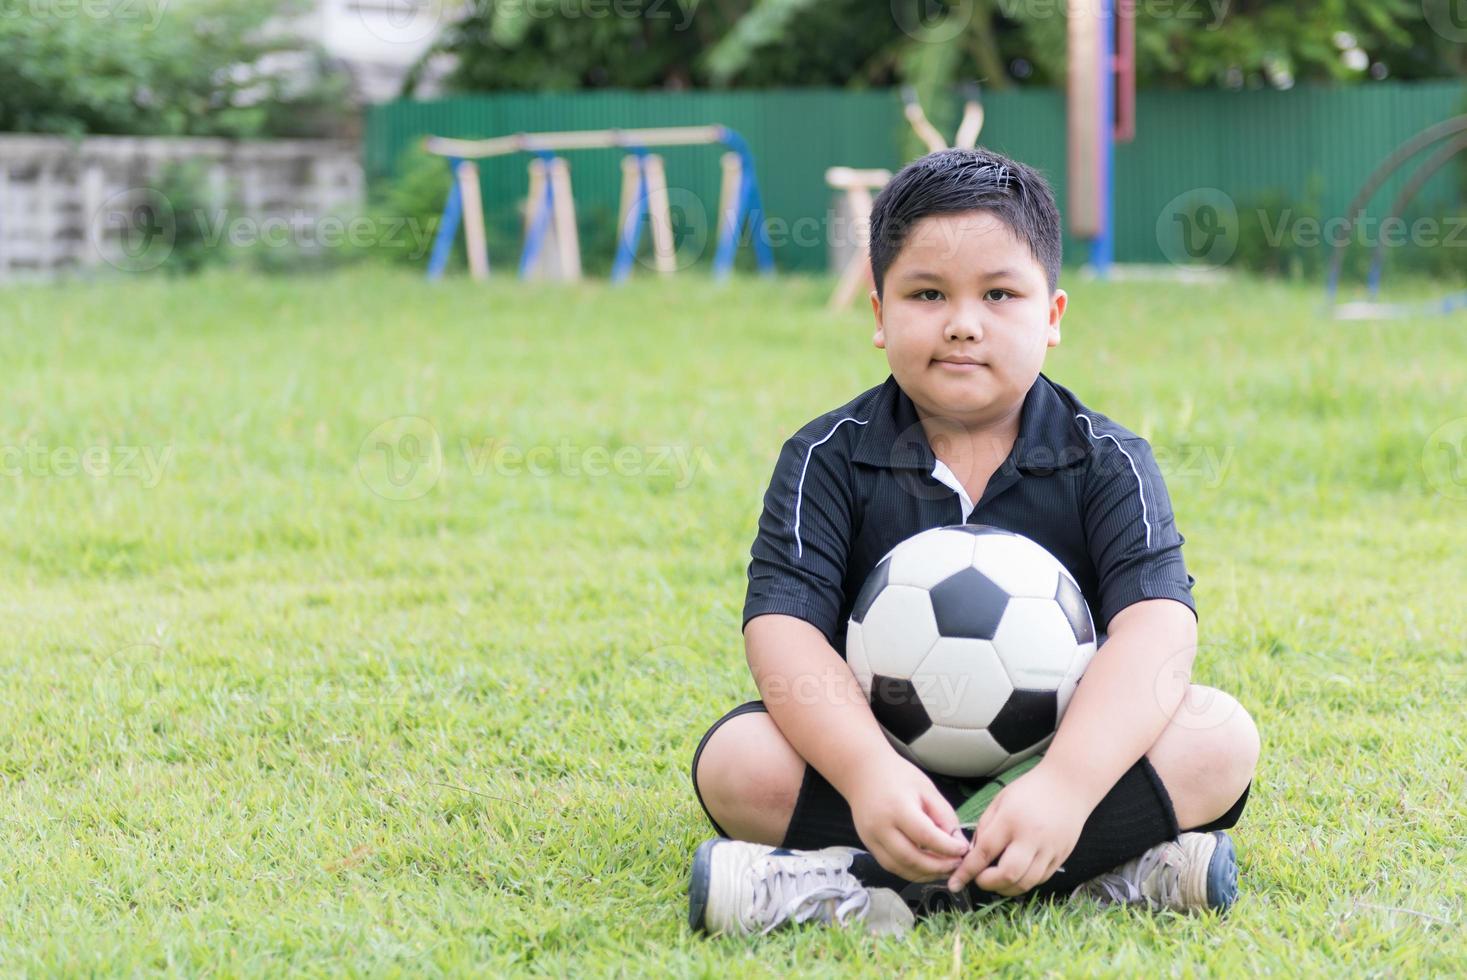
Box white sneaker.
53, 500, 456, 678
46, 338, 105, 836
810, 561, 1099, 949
688, 838, 914, 937
1074, 831, 1239, 913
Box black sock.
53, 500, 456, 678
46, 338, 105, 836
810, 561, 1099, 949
1028, 757, 1179, 899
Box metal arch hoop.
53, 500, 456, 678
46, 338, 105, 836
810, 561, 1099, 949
1326, 115, 1467, 319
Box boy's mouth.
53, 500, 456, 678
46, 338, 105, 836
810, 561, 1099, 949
932, 356, 986, 372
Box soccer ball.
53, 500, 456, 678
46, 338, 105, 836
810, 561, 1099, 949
845, 525, 1097, 778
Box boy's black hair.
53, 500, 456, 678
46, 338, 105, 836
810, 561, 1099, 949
867, 147, 1062, 298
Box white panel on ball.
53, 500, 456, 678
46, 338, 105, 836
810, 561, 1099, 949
908, 637, 1013, 729
907, 725, 1010, 778
991, 597, 1080, 690
970, 534, 1063, 598
886, 528, 977, 589
860, 585, 941, 678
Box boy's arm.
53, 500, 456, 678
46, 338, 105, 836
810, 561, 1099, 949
745, 613, 969, 882
947, 599, 1196, 894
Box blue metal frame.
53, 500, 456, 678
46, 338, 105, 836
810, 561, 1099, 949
713, 127, 775, 281
611, 147, 651, 284
425, 128, 777, 282
426, 157, 464, 281
519, 150, 559, 280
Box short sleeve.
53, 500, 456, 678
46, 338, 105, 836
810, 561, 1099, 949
1080, 435, 1197, 630
742, 432, 856, 646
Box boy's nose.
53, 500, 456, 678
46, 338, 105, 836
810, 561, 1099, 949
945, 309, 984, 342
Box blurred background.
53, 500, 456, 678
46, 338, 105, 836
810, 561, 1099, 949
2, 0, 1465, 285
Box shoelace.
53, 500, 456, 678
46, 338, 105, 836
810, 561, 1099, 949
749, 858, 870, 935
1085, 845, 1182, 908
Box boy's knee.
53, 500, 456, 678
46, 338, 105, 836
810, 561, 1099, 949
1197, 686, 1259, 781
1170, 685, 1260, 790
693, 711, 804, 840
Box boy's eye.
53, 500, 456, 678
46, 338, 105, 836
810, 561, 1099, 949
913, 288, 943, 302
984, 288, 1012, 302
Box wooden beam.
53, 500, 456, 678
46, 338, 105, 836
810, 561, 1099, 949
426, 125, 725, 160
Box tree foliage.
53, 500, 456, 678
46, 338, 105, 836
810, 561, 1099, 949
429, 0, 1462, 95
0, 0, 350, 137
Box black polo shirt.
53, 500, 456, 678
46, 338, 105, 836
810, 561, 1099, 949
743, 373, 1197, 655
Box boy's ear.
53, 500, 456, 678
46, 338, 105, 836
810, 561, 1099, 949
870, 289, 886, 349
1046, 288, 1067, 348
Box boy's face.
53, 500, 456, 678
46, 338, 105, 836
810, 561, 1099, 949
870, 210, 1066, 430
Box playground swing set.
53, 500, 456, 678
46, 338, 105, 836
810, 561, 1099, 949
421, 0, 1139, 297
422, 126, 774, 283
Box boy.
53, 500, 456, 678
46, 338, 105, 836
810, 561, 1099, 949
687, 148, 1260, 936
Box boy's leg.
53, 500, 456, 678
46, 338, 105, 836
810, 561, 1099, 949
691, 701, 806, 845
692, 685, 1257, 905
1141, 684, 1259, 832
691, 701, 1178, 913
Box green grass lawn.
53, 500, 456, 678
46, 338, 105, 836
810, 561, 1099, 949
0, 268, 1463, 975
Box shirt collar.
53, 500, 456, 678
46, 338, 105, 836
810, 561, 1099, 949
851, 373, 1093, 475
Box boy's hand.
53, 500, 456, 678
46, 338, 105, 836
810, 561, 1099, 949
946, 761, 1091, 896
847, 755, 971, 883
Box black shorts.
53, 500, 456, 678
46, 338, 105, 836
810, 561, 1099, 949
691, 699, 1249, 853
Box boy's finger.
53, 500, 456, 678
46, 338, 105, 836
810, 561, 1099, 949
1011, 851, 1052, 896
919, 788, 962, 836
970, 815, 1012, 864
976, 842, 1034, 893
903, 809, 969, 858
946, 840, 991, 891
884, 830, 963, 881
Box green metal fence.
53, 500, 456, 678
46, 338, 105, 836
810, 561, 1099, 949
365, 81, 1466, 275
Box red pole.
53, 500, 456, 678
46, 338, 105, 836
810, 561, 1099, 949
1114, 0, 1136, 144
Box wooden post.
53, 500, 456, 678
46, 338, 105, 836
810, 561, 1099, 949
954, 100, 985, 150
457, 159, 489, 281
642, 153, 676, 274
824, 167, 892, 311
548, 156, 581, 281
903, 101, 948, 154
828, 184, 877, 311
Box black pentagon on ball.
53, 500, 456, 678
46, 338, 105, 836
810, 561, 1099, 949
928, 566, 1009, 640
850, 556, 890, 624
1054, 572, 1096, 645
867, 674, 932, 743
945, 523, 1017, 536
988, 689, 1058, 753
